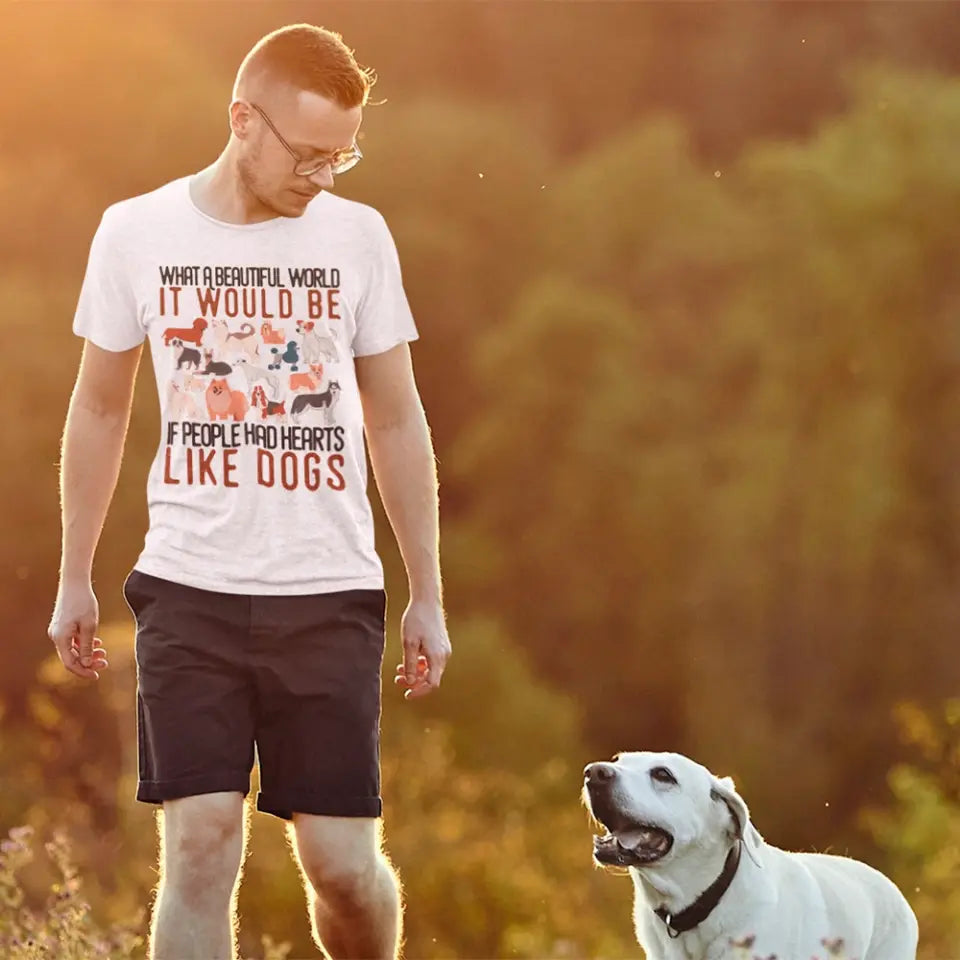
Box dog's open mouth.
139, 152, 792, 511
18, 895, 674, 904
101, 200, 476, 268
593, 824, 674, 866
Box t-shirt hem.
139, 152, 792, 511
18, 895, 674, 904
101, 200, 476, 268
73, 324, 146, 352
130, 557, 385, 596
352, 331, 420, 358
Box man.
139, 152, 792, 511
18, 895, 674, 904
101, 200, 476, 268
47, 23, 450, 960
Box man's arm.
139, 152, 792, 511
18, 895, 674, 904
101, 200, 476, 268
355, 342, 451, 698
49, 340, 141, 679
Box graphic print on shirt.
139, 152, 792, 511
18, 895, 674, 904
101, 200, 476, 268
157, 264, 348, 494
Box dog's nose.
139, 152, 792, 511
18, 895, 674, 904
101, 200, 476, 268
584, 762, 617, 786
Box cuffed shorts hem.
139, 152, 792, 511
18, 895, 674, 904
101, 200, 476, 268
256, 791, 382, 821
136, 773, 251, 804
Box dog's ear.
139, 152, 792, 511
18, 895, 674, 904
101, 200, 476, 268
710, 775, 763, 868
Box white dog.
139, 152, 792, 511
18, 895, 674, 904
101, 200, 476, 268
582, 752, 918, 960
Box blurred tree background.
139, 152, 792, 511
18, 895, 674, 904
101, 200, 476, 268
1, 2, 958, 957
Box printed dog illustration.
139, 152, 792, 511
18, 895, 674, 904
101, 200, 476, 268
583, 751, 918, 960
250, 385, 287, 423
211, 319, 259, 360
162, 317, 207, 347
269, 341, 301, 371
170, 338, 202, 371
297, 320, 339, 364
202, 350, 233, 377
205, 378, 248, 421
288, 363, 325, 392
166, 378, 201, 420
233, 355, 281, 396
289, 381, 341, 424
261, 321, 285, 345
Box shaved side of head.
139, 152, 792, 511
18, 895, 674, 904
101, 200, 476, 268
233, 23, 376, 112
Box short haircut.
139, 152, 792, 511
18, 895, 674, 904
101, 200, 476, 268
234, 24, 376, 109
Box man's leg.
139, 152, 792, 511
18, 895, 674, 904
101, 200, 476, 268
290, 814, 403, 960
149, 791, 249, 960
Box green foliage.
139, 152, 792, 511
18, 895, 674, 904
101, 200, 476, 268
3, 3, 960, 951
861, 701, 960, 959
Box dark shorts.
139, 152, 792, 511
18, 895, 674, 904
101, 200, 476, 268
122, 569, 387, 821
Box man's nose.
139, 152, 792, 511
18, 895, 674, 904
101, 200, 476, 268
584, 762, 617, 786
306, 166, 335, 191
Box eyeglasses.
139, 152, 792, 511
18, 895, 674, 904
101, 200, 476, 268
249, 102, 363, 177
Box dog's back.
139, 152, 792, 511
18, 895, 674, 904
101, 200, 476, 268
787, 850, 918, 960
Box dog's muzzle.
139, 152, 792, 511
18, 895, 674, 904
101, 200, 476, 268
593, 826, 673, 866
585, 764, 674, 865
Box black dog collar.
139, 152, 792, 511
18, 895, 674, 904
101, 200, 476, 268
654, 841, 742, 938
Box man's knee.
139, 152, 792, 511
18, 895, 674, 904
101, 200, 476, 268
293, 816, 392, 906
160, 792, 246, 899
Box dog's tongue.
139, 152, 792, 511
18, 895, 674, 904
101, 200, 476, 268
617, 827, 658, 851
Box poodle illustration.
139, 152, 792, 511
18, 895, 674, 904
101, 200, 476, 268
211, 319, 259, 360
170, 338, 202, 371
162, 317, 207, 347
269, 341, 300, 371
166, 378, 202, 420
289, 381, 341, 424
233, 355, 281, 396
288, 363, 324, 392
201, 350, 233, 376
205, 378, 248, 421
261, 321, 285, 345
297, 320, 339, 364
250, 385, 287, 423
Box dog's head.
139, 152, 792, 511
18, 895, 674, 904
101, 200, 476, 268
582, 751, 764, 870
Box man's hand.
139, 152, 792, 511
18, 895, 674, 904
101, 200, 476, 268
48, 578, 109, 680
394, 599, 450, 699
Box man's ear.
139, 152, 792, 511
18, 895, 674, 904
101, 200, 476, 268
710, 775, 763, 867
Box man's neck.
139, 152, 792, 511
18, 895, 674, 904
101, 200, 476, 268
189, 158, 279, 226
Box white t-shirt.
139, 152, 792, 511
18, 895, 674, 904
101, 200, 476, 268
73, 175, 419, 595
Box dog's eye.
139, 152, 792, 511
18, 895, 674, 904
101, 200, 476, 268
650, 766, 677, 785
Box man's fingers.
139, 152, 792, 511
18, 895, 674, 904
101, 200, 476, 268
77, 620, 96, 667
402, 646, 424, 684
52, 628, 101, 680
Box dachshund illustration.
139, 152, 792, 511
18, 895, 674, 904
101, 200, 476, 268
233, 355, 281, 396
290, 381, 341, 423
288, 363, 324, 392
205, 378, 248, 421
250, 385, 287, 423
297, 320, 339, 364
170, 338, 202, 371
162, 317, 207, 348
202, 350, 233, 376
261, 321, 285, 345
269, 341, 300, 371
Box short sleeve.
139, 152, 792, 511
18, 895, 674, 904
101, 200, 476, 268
72, 207, 146, 352
352, 212, 419, 357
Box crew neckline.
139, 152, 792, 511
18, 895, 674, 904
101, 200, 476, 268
183, 174, 322, 231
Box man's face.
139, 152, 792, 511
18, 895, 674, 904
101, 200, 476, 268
235, 88, 362, 217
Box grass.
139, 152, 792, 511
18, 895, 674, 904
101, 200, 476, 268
0, 824, 292, 960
